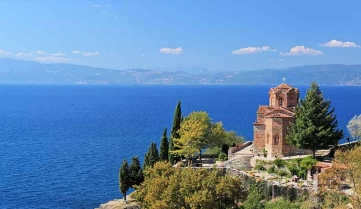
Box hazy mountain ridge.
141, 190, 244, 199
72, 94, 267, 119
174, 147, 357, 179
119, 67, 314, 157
1, 58, 361, 85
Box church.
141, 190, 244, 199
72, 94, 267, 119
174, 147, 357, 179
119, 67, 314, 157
253, 83, 312, 158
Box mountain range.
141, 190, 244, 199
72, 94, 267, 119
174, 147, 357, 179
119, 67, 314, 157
1, 58, 361, 86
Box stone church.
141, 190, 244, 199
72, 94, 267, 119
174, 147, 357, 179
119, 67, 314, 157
253, 83, 312, 158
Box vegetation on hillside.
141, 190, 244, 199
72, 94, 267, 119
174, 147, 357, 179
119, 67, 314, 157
132, 161, 247, 209
287, 82, 344, 157
318, 144, 361, 208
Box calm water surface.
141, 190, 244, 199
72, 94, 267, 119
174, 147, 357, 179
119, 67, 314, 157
1, 85, 360, 209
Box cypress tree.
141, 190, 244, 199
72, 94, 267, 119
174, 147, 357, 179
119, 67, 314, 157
286, 82, 344, 157
169, 101, 182, 164
129, 156, 144, 188
119, 159, 130, 201
143, 142, 159, 169
159, 128, 169, 161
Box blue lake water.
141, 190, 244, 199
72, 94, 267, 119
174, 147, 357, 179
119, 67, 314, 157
1, 85, 360, 209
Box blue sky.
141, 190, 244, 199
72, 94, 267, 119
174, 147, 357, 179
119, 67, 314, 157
0, 0, 360, 71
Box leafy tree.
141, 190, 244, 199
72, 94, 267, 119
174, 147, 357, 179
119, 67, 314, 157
169, 101, 182, 164
347, 114, 361, 140
319, 145, 361, 208
132, 161, 247, 209
129, 156, 144, 188
171, 111, 212, 165
242, 190, 264, 209
143, 142, 159, 169
223, 131, 245, 147
119, 159, 130, 201
286, 82, 344, 157
159, 128, 169, 161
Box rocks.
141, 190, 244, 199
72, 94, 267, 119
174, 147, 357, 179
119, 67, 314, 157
95, 196, 140, 209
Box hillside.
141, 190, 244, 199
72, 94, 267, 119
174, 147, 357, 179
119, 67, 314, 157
1, 58, 361, 85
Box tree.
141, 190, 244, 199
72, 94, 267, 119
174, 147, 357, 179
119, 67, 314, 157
221, 143, 229, 155
119, 159, 130, 201
319, 145, 361, 208
143, 142, 159, 169
171, 111, 212, 165
286, 82, 344, 157
129, 156, 144, 188
347, 114, 361, 141
132, 161, 247, 209
223, 131, 245, 147
169, 101, 182, 164
159, 128, 169, 161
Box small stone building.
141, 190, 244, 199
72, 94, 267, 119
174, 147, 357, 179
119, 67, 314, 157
253, 83, 312, 157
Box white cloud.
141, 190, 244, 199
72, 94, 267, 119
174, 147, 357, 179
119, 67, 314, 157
93, 4, 102, 7
83, 52, 99, 56
0, 49, 12, 55
72, 50, 99, 56
34, 56, 73, 63
320, 39, 360, 48
48, 52, 65, 56
16, 52, 33, 57
231, 46, 277, 55
269, 58, 285, 62
141, 54, 146, 57
36, 50, 46, 55
281, 46, 323, 56
159, 47, 183, 54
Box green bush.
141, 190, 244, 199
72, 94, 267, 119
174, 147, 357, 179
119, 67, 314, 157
286, 162, 300, 176
273, 158, 285, 168
255, 164, 266, 171
267, 165, 277, 174
218, 152, 227, 161
265, 197, 301, 209
278, 170, 289, 177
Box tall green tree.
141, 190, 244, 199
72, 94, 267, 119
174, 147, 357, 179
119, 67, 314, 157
159, 128, 169, 161
286, 82, 344, 157
129, 156, 144, 188
119, 159, 130, 201
143, 142, 159, 169
169, 101, 182, 164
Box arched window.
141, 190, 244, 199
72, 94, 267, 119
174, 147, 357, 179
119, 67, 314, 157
278, 98, 283, 107
273, 135, 279, 145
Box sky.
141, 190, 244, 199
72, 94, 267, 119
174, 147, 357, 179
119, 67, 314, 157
0, 0, 360, 72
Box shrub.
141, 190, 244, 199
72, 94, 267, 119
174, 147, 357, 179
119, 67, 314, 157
218, 152, 227, 161
267, 165, 277, 174
255, 164, 266, 171
273, 158, 285, 168
286, 162, 300, 176
278, 170, 289, 177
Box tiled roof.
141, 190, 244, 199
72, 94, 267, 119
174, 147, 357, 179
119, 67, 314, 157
275, 83, 294, 89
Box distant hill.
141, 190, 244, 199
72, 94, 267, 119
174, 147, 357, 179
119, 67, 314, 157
1, 58, 361, 85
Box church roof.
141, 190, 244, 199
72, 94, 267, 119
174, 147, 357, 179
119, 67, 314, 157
274, 83, 294, 89
256, 106, 270, 114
